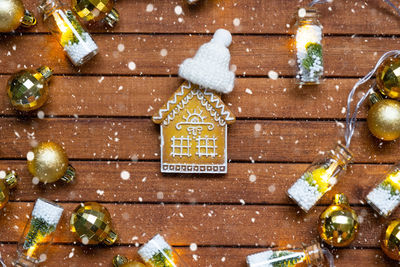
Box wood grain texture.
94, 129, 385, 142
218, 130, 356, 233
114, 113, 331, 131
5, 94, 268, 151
1, 35, 399, 76
0, 161, 392, 205
0, 202, 395, 247
20, 0, 400, 35
1, 0, 399, 266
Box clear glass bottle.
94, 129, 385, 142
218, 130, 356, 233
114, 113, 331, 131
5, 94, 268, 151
246, 243, 334, 267
138, 234, 189, 267
287, 143, 353, 212
294, 8, 323, 85
366, 163, 400, 217
14, 198, 64, 267
38, 0, 98, 66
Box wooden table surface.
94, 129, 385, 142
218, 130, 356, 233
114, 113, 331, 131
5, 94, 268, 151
2, 0, 400, 266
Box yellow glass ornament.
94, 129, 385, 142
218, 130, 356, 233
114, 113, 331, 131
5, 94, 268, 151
377, 56, 400, 100
72, 0, 119, 27
0, 172, 17, 210
381, 219, 400, 261
7, 66, 52, 112
0, 0, 36, 32
367, 93, 400, 141
318, 194, 359, 247
27, 141, 75, 184
113, 255, 146, 267
70, 202, 118, 245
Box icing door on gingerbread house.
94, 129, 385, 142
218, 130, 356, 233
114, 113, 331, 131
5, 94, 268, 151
152, 81, 236, 174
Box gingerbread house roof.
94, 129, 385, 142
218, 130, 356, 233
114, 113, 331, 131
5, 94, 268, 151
152, 81, 236, 127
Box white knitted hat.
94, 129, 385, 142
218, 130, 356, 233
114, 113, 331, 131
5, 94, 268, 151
178, 29, 235, 94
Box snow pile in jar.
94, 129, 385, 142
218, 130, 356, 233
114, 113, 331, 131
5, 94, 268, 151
367, 170, 400, 217
247, 249, 304, 267
295, 25, 323, 84
60, 11, 98, 66
138, 234, 175, 266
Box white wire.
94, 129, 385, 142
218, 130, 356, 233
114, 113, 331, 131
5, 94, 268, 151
309, 0, 330, 7
0, 252, 6, 267
344, 50, 400, 148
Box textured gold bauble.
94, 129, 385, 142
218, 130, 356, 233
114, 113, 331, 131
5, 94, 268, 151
0, 172, 17, 210
7, 66, 52, 112
377, 56, 400, 100
70, 202, 118, 245
72, 0, 119, 27
0, 0, 36, 32
318, 194, 359, 247
113, 255, 146, 267
382, 219, 400, 261
367, 99, 400, 141
27, 141, 75, 183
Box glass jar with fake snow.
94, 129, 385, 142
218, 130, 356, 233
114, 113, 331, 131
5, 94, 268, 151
287, 143, 353, 212
14, 198, 64, 267
366, 163, 400, 217
246, 243, 334, 267
294, 8, 323, 85
138, 234, 189, 267
38, 0, 98, 66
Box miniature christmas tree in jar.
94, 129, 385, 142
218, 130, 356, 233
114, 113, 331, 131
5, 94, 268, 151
294, 8, 323, 85
366, 163, 400, 217
14, 198, 64, 267
38, 0, 98, 66
138, 234, 189, 267
246, 243, 334, 267
287, 143, 353, 212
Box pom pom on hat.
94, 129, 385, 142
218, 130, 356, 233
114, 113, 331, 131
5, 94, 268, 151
179, 29, 235, 94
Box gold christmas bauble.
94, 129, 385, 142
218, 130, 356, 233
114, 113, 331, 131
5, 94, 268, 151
72, 0, 119, 27
377, 56, 400, 100
318, 194, 359, 247
70, 202, 118, 245
113, 255, 146, 267
381, 219, 400, 261
0, 172, 17, 210
367, 99, 400, 141
27, 141, 75, 184
7, 66, 52, 112
0, 0, 36, 32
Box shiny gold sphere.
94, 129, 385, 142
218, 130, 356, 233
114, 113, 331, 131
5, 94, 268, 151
27, 142, 69, 183
7, 66, 52, 112
318, 194, 359, 247
70, 202, 118, 245
0, 0, 25, 32
377, 56, 400, 100
113, 256, 146, 267
367, 99, 400, 141
382, 219, 400, 261
0, 172, 17, 210
120, 262, 146, 267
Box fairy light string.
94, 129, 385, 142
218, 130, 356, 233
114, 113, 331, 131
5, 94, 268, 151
383, 0, 400, 16
344, 50, 400, 148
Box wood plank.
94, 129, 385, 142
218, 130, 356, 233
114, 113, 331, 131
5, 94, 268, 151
0, 76, 369, 119
0, 161, 391, 206
0, 118, 398, 163
0, 202, 396, 247
0, 244, 395, 267
20, 0, 400, 35
0, 35, 398, 76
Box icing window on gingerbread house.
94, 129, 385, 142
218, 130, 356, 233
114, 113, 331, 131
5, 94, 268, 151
170, 136, 191, 158
196, 136, 218, 158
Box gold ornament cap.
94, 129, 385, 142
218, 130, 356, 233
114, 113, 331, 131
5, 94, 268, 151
104, 8, 119, 28
332, 193, 349, 206
113, 255, 146, 267
37, 66, 53, 81
369, 91, 384, 106
21, 10, 37, 28
4, 172, 18, 189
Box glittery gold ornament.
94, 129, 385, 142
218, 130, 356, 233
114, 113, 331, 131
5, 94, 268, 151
72, 0, 119, 27
27, 141, 75, 184
367, 93, 400, 141
0, 172, 17, 210
0, 0, 36, 32
318, 194, 359, 247
7, 66, 52, 112
113, 255, 146, 267
381, 219, 400, 261
70, 202, 118, 245
377, 56, 400, 100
